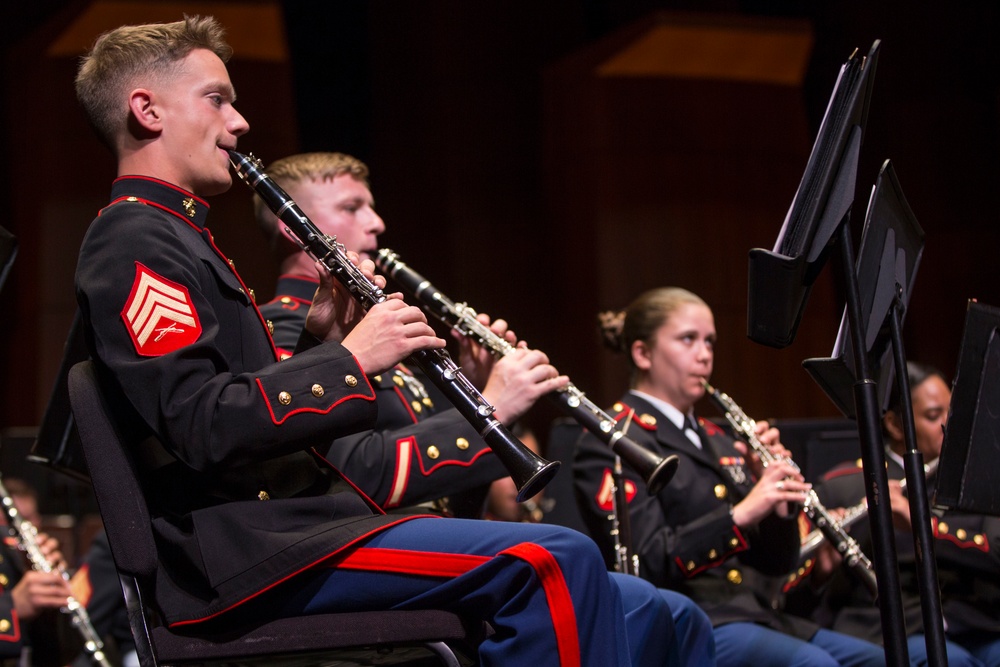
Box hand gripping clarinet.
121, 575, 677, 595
229, 151, 557, 501
375, 249, 679, 496
0, 476, 111, 667
800, 458, 939, 559
703, 382, 879, 598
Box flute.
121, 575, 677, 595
0, 476, 111, 667
703, 383, 879, 598
375, 249, 679, 495
229, 151, 557, 501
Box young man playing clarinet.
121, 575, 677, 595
73, 15, 674, 666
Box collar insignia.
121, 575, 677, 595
182, 197, 197, 218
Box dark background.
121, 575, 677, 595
2, 2, 998, 510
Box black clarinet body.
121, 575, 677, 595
375, 249, 679, 495
228, 151, 557, 500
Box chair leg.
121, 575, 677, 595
423, 641, 463, 667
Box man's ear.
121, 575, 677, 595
631, 340, 652, 371
128, 88, 161, 133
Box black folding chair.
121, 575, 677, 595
68, 360, 481, 666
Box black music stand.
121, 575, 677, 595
804, 161, 948, 666
936, 300, 1000, 516
29, 310, 92, 483
745, 41, 913, 666
803, 161, 925, 418
748, 41, 879, 350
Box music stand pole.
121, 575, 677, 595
888, 296, 948, 666
838, 220, 909, 666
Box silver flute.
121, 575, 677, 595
800, 457, 939, 558
0, 476, 111, 667
703, 382, 879, 598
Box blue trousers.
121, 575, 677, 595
272, 517, 672, 666
951, 631, 1000, 667
905, 634, 983, 667
714, 623, 885, 667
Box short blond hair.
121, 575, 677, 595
75, 15, 232, 151
254, 152, 371, 244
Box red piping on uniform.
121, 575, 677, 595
167, 514, 431, 628
823, 466, 863, 481
393, 386, 419, 423
932, 517, 989, 552
0, 610, 22, 643
675, 525, 749, 578
255, 376, 375, 425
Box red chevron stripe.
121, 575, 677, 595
121, 263, 202, 356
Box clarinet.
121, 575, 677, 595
375, 249, 679, 495
228, 151, 557, 501
0, 477, 111, 667
703, 383, 879, 598
800, 458, 939, 559
610, 456, 640, 576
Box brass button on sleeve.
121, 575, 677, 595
278, 391, 292, 406
345, 375, 358, 387
456, 437, 470, 450
311, 384, 325, 398
426, 446, 440, 459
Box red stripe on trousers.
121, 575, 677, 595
333, 543, 581, 667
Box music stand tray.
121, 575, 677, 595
802, 160, 925, 418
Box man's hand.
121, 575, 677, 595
305, 254, 388, 343
455, 313, 516, 389
342, 298, 446, 375
481, 347, 568, 424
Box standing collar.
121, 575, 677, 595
109, 176, 211, 230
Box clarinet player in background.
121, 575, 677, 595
573, 286, 885, 667
791, 362, 999, 666
0, 477, 76, 666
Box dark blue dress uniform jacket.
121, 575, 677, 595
573, 393, 816, 638
258, 276, 507, 511
75, 177, 411, 627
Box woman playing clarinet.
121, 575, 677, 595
573, 286, 884, 667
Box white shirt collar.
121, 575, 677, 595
628, 390, 702, 448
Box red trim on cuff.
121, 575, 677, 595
256, 377, 376, 425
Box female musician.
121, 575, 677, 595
810, 362, 999, 666
573, 287, 884, 667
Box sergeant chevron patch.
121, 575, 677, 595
122, 262, 202, 356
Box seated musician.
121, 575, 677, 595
573, 286, 885, 667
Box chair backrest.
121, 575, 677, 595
67, 360, 479, 666
67, 361, 157, 582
